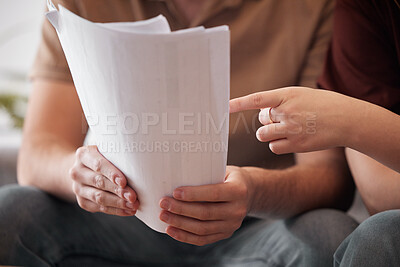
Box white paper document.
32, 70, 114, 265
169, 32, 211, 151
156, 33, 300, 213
46, 0, 230, 232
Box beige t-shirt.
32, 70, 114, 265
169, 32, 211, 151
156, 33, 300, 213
30, 0, 333, 168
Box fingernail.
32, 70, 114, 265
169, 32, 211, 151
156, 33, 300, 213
160, 199, 170, 210
126, 202, 134, 209
173, 189, 183, 200
115, 177, 123, 187
124, 192, 131, 201
160, 212, 169, 222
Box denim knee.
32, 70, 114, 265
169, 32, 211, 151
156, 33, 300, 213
334, 210, 400, 267
0, 184, 64, 266
0, 184, 50, 230
284, 209, 358, 267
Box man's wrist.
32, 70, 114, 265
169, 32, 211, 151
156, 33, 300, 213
238, 166, 256, 214
240, 166, 286, 218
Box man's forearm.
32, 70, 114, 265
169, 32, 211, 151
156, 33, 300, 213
18, 135, 76, 202
245, 149, 354, 218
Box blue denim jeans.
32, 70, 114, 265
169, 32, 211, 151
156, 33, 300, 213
334, 210, 400, 267
0, 184, 358, 266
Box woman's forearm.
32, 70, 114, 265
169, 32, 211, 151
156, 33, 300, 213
229, 87, 400, 172
346, 148, 400, 215
345, 99, 400, 173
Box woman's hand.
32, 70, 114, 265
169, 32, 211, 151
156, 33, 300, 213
159, 166, 253, 246
229, 87, 358, 154
69, 145, 139, 216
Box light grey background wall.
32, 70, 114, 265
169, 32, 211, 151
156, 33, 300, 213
0, 0, 43, 95
0, 0, 44, 184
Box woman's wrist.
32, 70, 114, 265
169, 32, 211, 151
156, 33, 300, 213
335, 95, 365, 149
341, 97, 374, 150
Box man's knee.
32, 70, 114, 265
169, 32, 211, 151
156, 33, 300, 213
334, 210, 400, 266
0, 184, 57, 222
0, 184, 50, 240
0, 183, 50, 218
0, 184, 65, 264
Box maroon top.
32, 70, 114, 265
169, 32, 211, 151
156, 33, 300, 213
318, 0, 400, 114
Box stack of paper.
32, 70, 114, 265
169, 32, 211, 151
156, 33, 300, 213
46, 0, 230, 232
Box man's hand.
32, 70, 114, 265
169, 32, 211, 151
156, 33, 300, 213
159, 166, 253, 246
69, 145, 139, 216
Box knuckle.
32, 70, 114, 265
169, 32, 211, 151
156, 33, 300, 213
75, 146, 87, 160
94, 175, 105, 189
93, 158, 103, 172
87, 145, 98, 151
109, 171, 116, 180
271, 124, 282, 135
274, 109, 287, 122
79, 202, 87, 210
77, 198, 88, 210
118, 199, 126, 208
233, 208, 245, 219
207, 223, 218, 234
296, 137, 308, 151
71, 182, 80, 195
68, 167, 79, 181
287, 122, 302, 135
99, 205, 107, 213
252, 93, 263, 107
170, 202, 182, 214
282, 107, 293, 118
286, 87, 298, 98
94, 191, 105, 205
114, 187, 121, 196
200, 208, 212, 220
238, 207, 248, 218
236, 184, 248, 200
170, 215, 182, 228
197, 224, 209, 236
208, 223, 220, 234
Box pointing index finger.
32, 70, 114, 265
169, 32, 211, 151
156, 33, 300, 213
229, 89, 283, 113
